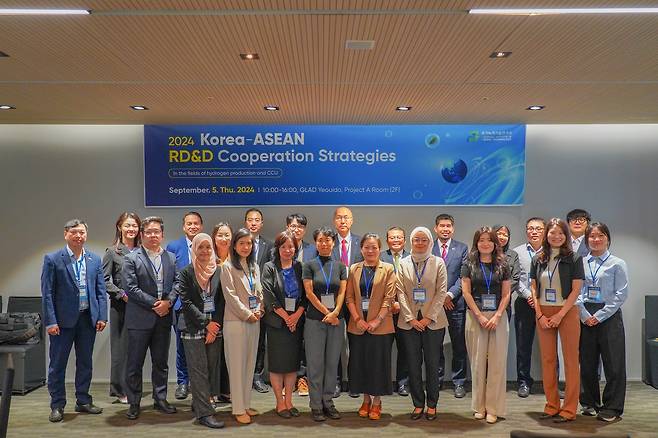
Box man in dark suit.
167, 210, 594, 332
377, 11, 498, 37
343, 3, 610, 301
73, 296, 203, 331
286, 212, 317, 262
331, 206, 363, 398
380, 226, 410, 396
165, 211, 203, 400
431, 213, 469, 398
41, 219, 108, 422
245, 207, 273, 393
123, 216, 178, 420
566, 208, 591, 257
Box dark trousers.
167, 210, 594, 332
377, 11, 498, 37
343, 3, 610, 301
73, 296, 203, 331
48, 311, 96, 409
126, 318, 171, 405
400, 327, 446, 409
109, 306, 128, 397
514, 297, 536, 386
183, 336, 223, 419
254, 319, 267, 378
438, 308, 466, 386
393, 313, 408, 386
580, 307, 626, 415
174, 311, 188, 385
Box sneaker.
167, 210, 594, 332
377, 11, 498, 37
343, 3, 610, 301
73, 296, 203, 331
297, 377, 309, 396
581, 406, 597, 416
597, 411, 621, 422
517, 383, 530, 398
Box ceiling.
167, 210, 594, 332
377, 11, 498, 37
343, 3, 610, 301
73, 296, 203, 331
1, 0, 657, 124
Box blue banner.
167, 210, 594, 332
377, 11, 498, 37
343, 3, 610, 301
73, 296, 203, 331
144, 124, 525, 206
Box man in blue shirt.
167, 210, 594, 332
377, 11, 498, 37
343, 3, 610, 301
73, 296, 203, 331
41, 219, 108, 422
165, 211, 204, 400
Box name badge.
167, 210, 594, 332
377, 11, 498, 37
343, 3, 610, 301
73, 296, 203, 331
587, 286, 602, 302
284, 297, 296, 312
321, 294, 335, 310
361, 298, 370, 312
413, 288, 427, 303
79, 285, 87, 297
545, 288, 557, 303
481, 294, 497, 311
248, 295, 258, 310
203, 297, 215, 313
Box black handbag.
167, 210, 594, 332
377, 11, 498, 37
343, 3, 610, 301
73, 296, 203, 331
0, 312, 41, 345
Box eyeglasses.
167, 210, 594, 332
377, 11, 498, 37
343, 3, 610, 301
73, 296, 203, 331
570, 217, 588, 224
412, 238, 430, 244
143, 230, 162, 237
526, 227, 545, 232
288, 224, 305, 229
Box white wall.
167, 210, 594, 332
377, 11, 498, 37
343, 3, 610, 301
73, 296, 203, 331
1, 124, 656, 381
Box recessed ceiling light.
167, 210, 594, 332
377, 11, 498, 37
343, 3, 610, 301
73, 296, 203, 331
396, 106, 412, 111
0, 9, 90, 15
0, 105, 16, 110
470, 8, 658, 15
527, 105, 545, 111
130, 105, 149, 111
264, 105, 279, 111
489, 51, 512, 58
240, 53, 259, 60
0, 51, 8, 57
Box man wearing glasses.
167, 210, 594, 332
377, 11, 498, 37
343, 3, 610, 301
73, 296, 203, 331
566, 209, 591, 257
286, 213, 317, 262
512, 217, 546, 398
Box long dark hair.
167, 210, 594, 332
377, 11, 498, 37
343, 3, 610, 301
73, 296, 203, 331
230, 227, 255, 272
112, 212, 141, 248
538, 218, 573, 264
468, 226, 507, 278
492, 224, 511, 252
211, 222, 232, 256
272, 230, 298, 266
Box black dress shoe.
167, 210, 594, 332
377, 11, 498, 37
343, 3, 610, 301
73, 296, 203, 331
199, 415, 225, 428
49, 407, 64, 422
217, 394, 231, 403
175, 383, 189, 400
126, 404, 140, 420
518, 383, 530, 398
276, 409, 292, 418
425, 408, 437, 421
454, 385, 466, 398
154, 399, 177, 414
75, 402, 103, 414
348, 391, 359, 398
332, 383, 341, 398
323, 406, 341, 420
398, 384, 409, 396
410, 408, 424, 420
311, 409, 326, 421
289, 407, 300, 417
253, 378, 270, 393
553, 416, 574, 423
539, 413, 557, 420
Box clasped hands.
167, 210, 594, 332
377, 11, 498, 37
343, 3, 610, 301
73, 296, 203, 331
205, 321, 221, 344
152, 300, 170, 317
322, 311, 340, 326
477, 313, 501, 331
410, 317, 431, 332
356, 318, 381, 333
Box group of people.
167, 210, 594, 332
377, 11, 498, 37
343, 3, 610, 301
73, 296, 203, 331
40, 207, 628, 428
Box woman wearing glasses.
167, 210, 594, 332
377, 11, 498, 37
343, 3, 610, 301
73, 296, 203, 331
397, 227, 448, 421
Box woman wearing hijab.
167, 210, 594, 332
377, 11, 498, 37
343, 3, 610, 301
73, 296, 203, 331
493, 224, 521, 320
345, 233, 396, 420
462, 227, 511, 424
174, 233, 225, 429
397, 226, 448, 421
221, 228, 264, 425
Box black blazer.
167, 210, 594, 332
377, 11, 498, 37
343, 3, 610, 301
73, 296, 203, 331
255, 236, 273, 272
173, 264, 224, 334
122, 247, 177, 330
102, 242, 132, 312
261, 260, 307, 329
530, 252, 585, 299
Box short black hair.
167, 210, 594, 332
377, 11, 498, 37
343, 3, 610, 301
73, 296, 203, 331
386, 226, 406, 239
183, 211, 203, 224
64, 219, 87, 232
526, 217, 546, 227
141, 216, 164, 232
245, 208, 264, 221
586, 222, 612, 249
286, 213, 308, 226
435, 214, 454, 225
566, 209, 591, 223
313, 226, 336, 242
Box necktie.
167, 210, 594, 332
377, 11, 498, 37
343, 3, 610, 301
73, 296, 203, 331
393, 253, 400, 273
254, 238, 259, 260
441, 244, 448, 260
341, 239, 349, 266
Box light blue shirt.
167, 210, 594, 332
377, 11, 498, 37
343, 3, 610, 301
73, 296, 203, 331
513, 243, 542, 299
67, 245, 88, 311
576, 250, 629, 323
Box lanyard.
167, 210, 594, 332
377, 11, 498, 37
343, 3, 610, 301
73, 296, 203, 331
480, 262, 493, 293
72, 255, 84, 286
414, 258, 429, 287
547, 258, 560, 288
362, 266, 376, 299
317, 256, 334, 295
588, 254, 611, 285
147, 254, 162, 278
246, 269, 255, 292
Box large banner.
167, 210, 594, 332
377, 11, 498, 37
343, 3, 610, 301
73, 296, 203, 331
144, 124, 525, 206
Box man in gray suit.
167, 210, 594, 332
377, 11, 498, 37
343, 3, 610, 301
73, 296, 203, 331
122, 216, 178, 420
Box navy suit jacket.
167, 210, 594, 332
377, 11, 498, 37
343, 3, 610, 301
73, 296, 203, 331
254, 236, 274, 272
296, 240, 318, 262
41, 247, 108, 328
431, 239, 468, 311
122, 247, 177, 330
380, 248, 409, 270
166, 236, 191, 270
332, 233, 363, 267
